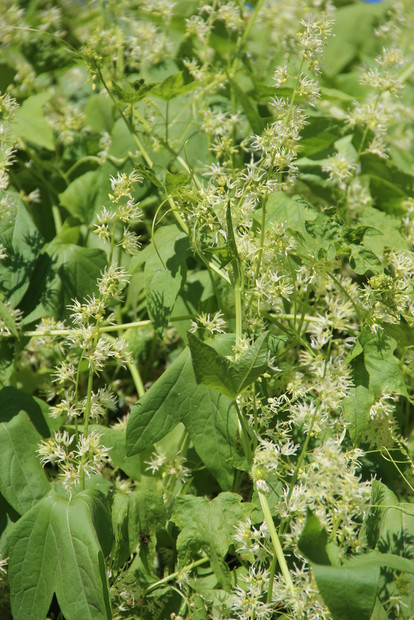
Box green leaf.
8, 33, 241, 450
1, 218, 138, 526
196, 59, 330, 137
7, 491, 112, 620
299, 512, 379, 620
0, 386, 61, 435
298, 511, 334, 566
112, 79, 156, 103
0, 299, 18, 337
126, 346, 237, 489
363, 480, 398, 549
136, 163, 188, 196
171, 493, 252, 590
187, 332, 269, 399
151, 72, 196, 101
7, 494, 58, 620
0, 338, 15, 386
92, 425, 141, 480
0, 411, 50, 515
349, 245, 382, 275
342, 386, 373, 446
229, 78, 265, 134
41, 244, 107, 320
164, 171, 189, 195
359, 207, 407, 259
344, 550, 414, 576
59, 170, 102, 224
259, 191, 317, 240
312, 562, 379, 620
145, 225, 189, 338
84, 94, 114, 132
323, 3, 386, 78
0, 196, 44, 308
368, 174, 407, 212
11, 93, 54, 150
111, 489, 166, 570
358, 327, 408, 396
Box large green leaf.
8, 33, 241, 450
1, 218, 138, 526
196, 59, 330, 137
171, 493, 252, 590
0, 410, 50, 515
111, 489, 166, 570
126, 346, 238, 489
358, 327, 408, 396
359, 207, 407, 259
92, 425, 142, 480
19, 243, 107, 324
299, 511, 379, 620
84, 94, 114, 132
323, 3, 386, 78
7, 491, 112, 620
298, 510, 337, 566
312, 562, 379, 620
59, 170, 103, 224
342, 386, 373, 446
144, 225, 189, 337
11, 93, 54, 150
187, 331, 269, 399
0, 386, 61, 435
0, 196, 44, 308
344, 550, 414, 576
367, 480, 414, 558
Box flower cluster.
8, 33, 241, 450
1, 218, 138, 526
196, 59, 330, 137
38, 429, 111, 493
95, 170, 143, 257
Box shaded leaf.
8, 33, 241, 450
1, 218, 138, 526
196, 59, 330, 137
171, 493, 252, 590
59, 170, 102, 224
0, 299, 18, 337
312, 562, 379, 620
111, 489, 165, 570
145, 225, 189, 338
0, 411, 50, 515
92, 425, 142, 480
188, 332, 269, 399
342, 386, 373, 446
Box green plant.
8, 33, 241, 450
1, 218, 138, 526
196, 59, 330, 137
0, 1, 413, 618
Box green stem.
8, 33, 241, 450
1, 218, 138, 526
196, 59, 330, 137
234, 281, 243, 347
258, 491, 294, 593
235, 402, 252, 465
236, 0, 266, 55
127, 361, 145, 398
144, 557, 209, 595
79, 362, 95, 491
52, 205, 63, 236
108, 215, 120, 265
65, 156, 102, 178
267, 553, 278, 603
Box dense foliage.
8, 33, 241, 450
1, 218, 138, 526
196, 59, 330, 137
0, 0, 414, 618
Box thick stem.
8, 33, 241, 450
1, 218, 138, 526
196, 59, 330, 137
258, 490, 294, 594
127, 361, 145, 399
